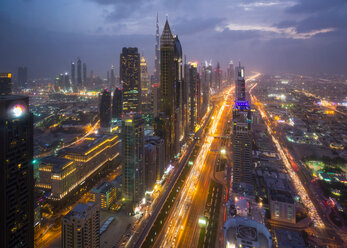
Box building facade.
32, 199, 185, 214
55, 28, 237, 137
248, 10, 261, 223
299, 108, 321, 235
0, 95, 34, 248
99, 89, 112, 131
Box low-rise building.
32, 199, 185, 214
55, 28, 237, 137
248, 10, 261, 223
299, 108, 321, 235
89, 181, 117, 210
269, 189, 296, 224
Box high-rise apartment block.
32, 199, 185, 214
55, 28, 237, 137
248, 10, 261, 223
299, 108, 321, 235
0, 73, 13, 95
62, 202, 100, 248
0, 95, 34, 248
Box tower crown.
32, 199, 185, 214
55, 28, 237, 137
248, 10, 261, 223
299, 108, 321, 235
160, 20, 174, 46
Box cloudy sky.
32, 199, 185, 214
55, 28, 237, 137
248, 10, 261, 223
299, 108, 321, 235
1, 0, 346, 78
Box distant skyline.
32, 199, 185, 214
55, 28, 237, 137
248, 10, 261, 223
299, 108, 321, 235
1, 0, 347, 78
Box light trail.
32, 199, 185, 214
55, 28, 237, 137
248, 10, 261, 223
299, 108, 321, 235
159, 87, 234, 248
249, 81, 325, 229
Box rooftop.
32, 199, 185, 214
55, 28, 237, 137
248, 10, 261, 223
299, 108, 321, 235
90, 181, 115, 194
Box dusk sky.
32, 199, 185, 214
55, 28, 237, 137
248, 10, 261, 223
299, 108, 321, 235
1, 0, 347, 78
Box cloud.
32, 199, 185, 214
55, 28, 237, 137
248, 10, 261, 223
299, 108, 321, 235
218, 23, 335, 39
286, 0, 346, 14
173, 17, 224, 35
239, 1, 294, 11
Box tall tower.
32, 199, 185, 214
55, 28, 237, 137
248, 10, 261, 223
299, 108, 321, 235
189, 63, 198, 132
140, 56, 152, 125
83, 63, 87, 86
215, 62, 221, 90
235, 63, 246, 101
158, 19, 175, 161
120, 48, 141, 114
227, 60, 235, 86
71, 62, 76, 92
232, 63, 253, 188
122, 113, 145, 208
110, 65, 116, 89
77, 58, 82, 90
154, 13, 160, 83
99, 89, 112, 131
17, 67, 28, 88
0, 95, 34, 248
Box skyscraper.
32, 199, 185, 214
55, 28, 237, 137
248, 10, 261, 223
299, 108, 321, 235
201, 65, 210, 118
189, 63, 198, 132
157, 19, 176, 161
120, 47, 141, 114
0, 73, 12, 95
215, 62, 222, 90
232, 64, 253, 187
227, 60, 235, 86
17, 67, 28, 88
140, 56, 152, 125
110, 65, 116, 89
235, 63, 246, 101
0, 95, 34, 248
173, 36, 183, 151
122, 113, 145, 207
71, 62, 76, 91
112, 87, 122, 121
99, 89, 111, 131
77, 58, 82, 90
62, 202, 100, 248
154, 13, 160, 84
83, 63, 87, 85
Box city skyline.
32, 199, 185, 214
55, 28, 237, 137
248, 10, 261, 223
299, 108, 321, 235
1, 0, 347, 78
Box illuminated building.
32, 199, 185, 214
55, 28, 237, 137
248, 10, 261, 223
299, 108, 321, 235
90, 181, 117, 210
232, 64, 253, 189
269, 189, 296, 224
77, 58, 82, 90
201, 63, 211, 119
227, 60, 234, 86
122, 113, 145, 207
110, 65, 116, 90
157, 19, 176, 162
154, 13, 160, 84
37, 134, 120, 200
145, 136, 165, 182
140, 56, 152, 125
223, 217, 272, 248
100, 89, 112, 131
152, 82, 160, 118
71, 62, 76, 92
174, 35, 183, 152
189, 63, 199, 132
83, 63, 87, 85
112, 87, 122, 121
235, 62, 246, 101
214, 62, 222, 90
62, 202, 100, 248
0, 73, 12, 95
17, 66, 28, 88
0, 95, 34, 248
120, 47, 141, 114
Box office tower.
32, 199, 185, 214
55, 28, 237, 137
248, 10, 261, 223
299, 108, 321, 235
158, 19, 175, 161
71, 62, 76, 91
99, 89, 111, 131
201, 66, 210, 118
17, 67, 28, 88
107, 71, 110, 86
144, 143, 157, 191
232, 63, 253, 186
64, 73, 70, 91
120, 47, 141, 114
235, 63, 246, 101
140, 56, 152, 125
173, 36, 183, 151
215, 62, 222, 90
227, 60, 234, 86
0, 73, 12, 95
83, 63, 87, 85
110, 65, 116, 89
196, 69, 201, 122
189, 63, 198, 132
154, 13, 160, 84
122, 114, 145, 207
0, 95, 34, 248
62, 202, 100, 248
112, 87, 122, 120
183, 61, 190, 136
145, 136, 165, 182
151, 81, 160, 118
77, 58, 82, 90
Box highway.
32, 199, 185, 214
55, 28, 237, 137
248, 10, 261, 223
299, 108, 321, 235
133, 96, 216, 248
151, 87, 234, 248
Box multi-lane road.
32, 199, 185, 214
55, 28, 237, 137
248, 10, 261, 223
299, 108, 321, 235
149, 87, 234, 248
